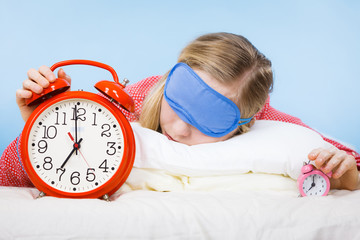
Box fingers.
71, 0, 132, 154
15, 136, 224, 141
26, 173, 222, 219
16, 89, 32, 106
309, 147, 356, 179
16, 65, 70, 122
310, 148, 338, 173
38, 65, 56, 83
23, 78, 43, 94
27, 66, 55, 88
22, 66, 68, 93
16, 66, 54, 107
57, 68, 72, 85
332, 155, 356, 179
18, 66, 72, 103
23, 66, 51, 94
16, 89, 32, 99
308, 147, 336, 168
321, 150, 345, 174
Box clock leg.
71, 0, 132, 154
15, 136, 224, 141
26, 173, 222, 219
102, 194, 111, 202
36, 191, 46, 199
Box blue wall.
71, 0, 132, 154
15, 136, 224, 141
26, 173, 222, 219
1, 0, 359, 153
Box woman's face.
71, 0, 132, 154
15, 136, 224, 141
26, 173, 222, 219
159, 69, 241, 146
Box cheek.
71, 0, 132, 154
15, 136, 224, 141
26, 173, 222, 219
202, 127, 238, 143
159, 98, 176, 127
187, 128, 235, 145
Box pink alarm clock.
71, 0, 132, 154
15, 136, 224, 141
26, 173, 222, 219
297, 162, 332, 197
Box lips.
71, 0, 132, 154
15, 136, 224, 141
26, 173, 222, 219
164, 132, 177, 142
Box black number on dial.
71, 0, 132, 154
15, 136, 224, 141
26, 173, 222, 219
42, 125, 57, 139
101, 124, 111, 137
70, 171, 81, 185
99, 159, 109, 172
43, 157, 53, 170
72, 107, 86, 121
37, 140, 48, 153
55, 112, 67, 125
92, 113, 97, 126
106, 142, 116, 155
56, 168, 66, 181
86, 168, 96, 182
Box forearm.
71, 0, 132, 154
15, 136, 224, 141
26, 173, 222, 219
0, 135, 33, 187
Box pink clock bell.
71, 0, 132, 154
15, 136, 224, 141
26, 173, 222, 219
297, 162, 332, 197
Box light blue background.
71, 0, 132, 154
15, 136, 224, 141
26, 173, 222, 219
0, 0, 359, 153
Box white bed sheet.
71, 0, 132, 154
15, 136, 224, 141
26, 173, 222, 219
1, 172, 360, 240
1, 120, 359, 239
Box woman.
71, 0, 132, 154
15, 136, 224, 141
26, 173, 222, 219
2, 32, 359, 190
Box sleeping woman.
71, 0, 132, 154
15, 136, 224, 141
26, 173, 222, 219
1, 32, 359, 190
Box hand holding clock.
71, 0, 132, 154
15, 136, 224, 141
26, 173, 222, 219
308, 147, 359, 190
16, 66, 72, 122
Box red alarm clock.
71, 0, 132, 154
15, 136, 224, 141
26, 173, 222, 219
21, 59, 136, 200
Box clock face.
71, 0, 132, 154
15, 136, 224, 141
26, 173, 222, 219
301, 173, 328, 196
27, 98, 125, 194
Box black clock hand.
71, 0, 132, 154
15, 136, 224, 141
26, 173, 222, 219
60, 138, 83, 169
74, 104, 78, 155
307, 182, 316, 192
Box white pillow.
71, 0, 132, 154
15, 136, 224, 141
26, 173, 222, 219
131, 120, 332, 180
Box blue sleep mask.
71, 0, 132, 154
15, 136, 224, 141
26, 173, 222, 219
164, 62, 252, 138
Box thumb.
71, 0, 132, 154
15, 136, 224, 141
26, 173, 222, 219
57, 68, 72, 85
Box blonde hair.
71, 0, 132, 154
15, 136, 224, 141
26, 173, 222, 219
140, 32, 273, 135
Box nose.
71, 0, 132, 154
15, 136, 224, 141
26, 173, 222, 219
172, 118, 192, 140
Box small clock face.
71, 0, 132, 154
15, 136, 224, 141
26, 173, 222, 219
27, 98, 125, 194
301, 173, 328, 196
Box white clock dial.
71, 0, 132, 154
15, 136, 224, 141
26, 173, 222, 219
302, 173, 328, 196
27, 98, 124, 193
